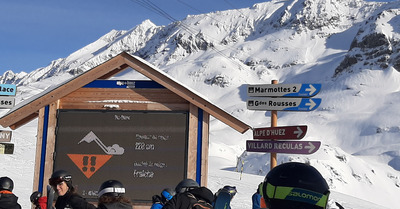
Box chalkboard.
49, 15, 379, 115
53, 110, 188, 202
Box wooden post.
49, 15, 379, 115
270, 80, 278, 169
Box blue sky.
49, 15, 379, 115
0, 0, 396, 75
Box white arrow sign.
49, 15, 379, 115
304, 142, 316, 153
294, 127, 304, 138
305, 84, 317, 96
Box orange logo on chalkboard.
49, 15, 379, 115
67, 154, 112, 178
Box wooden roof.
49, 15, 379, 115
0, 52, 251, 133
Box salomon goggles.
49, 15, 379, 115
260, 182, 330, 208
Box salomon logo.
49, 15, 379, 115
288, 191, 321, 202
284, 188, 325, 205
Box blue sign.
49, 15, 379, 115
247, 84, 321, 97
247, 98, 321, 111
0, 84, 16, 96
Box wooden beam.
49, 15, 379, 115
187, 104, 198, 180
201, 111, 210, 186
62, 88, 187, 104
32, 108, 45, 193
9, 112, 38, 130
59, 102, 189, 111
98, 64, 129, 79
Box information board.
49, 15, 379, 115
53, 110, 189, 202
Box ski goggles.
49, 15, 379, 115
49, 175, 72, 187
260, 182, 330, 208
98, 187, 125, 197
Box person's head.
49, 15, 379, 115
161, 188, 175, 203
175, 179, 199, 193
0, 176, 14, 192
215, 185, 237, 200
98, 180, 131, 204
49, 170, 73, 196
260, 162, 330, 209
30, 191, 42, 205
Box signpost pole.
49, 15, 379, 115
270, 80, 278, 169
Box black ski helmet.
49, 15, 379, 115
98, 180, 126, 197
175, 179, 199, 193
49, 170, 73, 188
161, 188, 175, 202
30, 191, 42, 204
261, 162, 330, 209
0, 176, 14, 192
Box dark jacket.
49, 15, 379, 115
55, 192, 96, 209
0, 191, 22, 209
162, 187, 214, 209
97, 202, 132, 209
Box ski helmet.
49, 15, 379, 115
49, 170, 72, 188
0, 176, 14, 192
161, 188, 175, 202
215, 185, 237, 200
175, 179, 199, 193
98, 180, 126, 197
261, 162, 330, 209
30, 191, 42, 204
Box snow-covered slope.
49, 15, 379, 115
2, 0, 400, 208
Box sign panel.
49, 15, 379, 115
247, 84, 321, 97
0, 96, 15, 109
0, 130, 12, 142
0, 84, 17, 96
246, 140, 320, 154
0, 143, 14, 154
54, 110, 189, 203
247, 98, 321, 111
253, 126, 307, 140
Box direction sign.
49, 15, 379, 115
246, 140, 320, 154
253, 125, 307, 140
247, 84, 321, 97
0, 84, 16, 96
0, 96, 15, 109
0, 130, 12, 142
247, 98, 321, 111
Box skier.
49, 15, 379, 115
0, 176, 22, 209
150, 188, 175, 209
49, 170, 96, 209
260, 162, 330, 209
97, 180, 131, 209
162, 178, 214, 209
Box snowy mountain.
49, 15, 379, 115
2, 0, 400, 208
